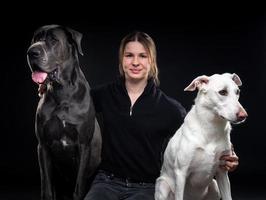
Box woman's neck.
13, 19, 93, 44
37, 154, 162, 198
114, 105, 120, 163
125, 78, 147, 94
125, 78, 148, 106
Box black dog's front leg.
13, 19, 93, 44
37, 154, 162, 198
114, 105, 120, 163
73, 144, 92, 200
38, 144, 55, 200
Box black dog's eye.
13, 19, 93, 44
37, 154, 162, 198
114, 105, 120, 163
46, 34, 59, 46
219, 89, 228, 96
50, 38, 58, 45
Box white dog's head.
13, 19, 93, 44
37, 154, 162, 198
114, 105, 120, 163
184, 73, 248, 124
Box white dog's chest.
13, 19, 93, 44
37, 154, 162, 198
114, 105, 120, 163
188, 146, 221, 184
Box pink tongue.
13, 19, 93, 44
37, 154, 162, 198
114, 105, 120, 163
32, 71, 48, 84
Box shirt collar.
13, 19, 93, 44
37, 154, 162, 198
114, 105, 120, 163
116, 76, 156, 97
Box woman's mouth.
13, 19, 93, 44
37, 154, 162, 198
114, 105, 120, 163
130, 69, 141, 74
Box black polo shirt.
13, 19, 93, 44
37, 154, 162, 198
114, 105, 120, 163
91, 77, 186, 183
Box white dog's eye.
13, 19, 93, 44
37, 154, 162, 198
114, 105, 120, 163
219, 89, 228, 96
236, 89, 240, 95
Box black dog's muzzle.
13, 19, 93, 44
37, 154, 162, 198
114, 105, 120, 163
27, 42, 47, 72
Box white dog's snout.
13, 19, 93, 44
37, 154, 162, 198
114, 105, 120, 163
236, 107, 248, 122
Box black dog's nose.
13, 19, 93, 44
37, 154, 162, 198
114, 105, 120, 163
27, 47, 42, 58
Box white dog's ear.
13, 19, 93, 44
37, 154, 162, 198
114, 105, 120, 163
184, 75, 209, 91
232, 73, 242, 86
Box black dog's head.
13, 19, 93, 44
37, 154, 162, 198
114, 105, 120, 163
27, 24, 83, 85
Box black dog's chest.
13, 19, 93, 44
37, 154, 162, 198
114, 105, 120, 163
36, 113, 80, 171
40, 113, 79, 147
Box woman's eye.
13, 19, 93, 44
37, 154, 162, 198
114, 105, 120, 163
219, 89, 228, 96
140, 54, 147, 58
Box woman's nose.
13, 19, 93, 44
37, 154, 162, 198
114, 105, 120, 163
132, 57, 139, 66
132, 63, 139, 67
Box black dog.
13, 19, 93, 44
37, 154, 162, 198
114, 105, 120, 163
27, 24, 102, 200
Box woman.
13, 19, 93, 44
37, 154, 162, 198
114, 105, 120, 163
84, 31, 239, 200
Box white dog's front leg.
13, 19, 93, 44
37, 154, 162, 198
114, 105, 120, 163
174, 169, 187, 200
216, 170, 232, 200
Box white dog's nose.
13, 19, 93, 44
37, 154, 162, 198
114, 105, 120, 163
236, 107, 248, 122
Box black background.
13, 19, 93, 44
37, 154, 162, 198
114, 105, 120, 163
1, 6, 266, 199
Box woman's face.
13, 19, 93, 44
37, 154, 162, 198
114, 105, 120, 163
122, 41, 151, 82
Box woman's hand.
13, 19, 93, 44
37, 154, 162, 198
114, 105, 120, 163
219, 150, 239, 172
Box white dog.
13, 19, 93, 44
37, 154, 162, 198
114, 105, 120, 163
155, 73, 248, 200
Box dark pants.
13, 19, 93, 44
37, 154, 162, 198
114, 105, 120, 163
84, 170, 155, 200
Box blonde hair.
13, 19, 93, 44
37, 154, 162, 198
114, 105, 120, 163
118, 31, 159, 86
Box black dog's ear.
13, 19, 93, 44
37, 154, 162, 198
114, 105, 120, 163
66, 27, 84, 56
